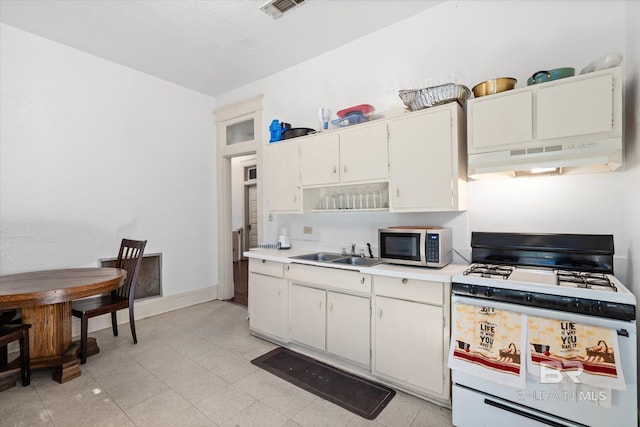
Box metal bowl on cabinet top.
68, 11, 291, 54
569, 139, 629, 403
471, 77, 517, 97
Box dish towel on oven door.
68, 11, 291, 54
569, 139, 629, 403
527, 315, 627, 402
448, 303, 527, 388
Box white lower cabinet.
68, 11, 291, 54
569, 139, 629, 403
374, 296, 444, 396
327, 291, 370, 366
248, 256, 453, 405
287, 264, 372, 367
373, 275, 450, 402
289, 284, 371, 367
248, 259, 287, 341
290, 284, 326, 350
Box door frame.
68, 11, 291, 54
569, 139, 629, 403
215, 96, 263, 300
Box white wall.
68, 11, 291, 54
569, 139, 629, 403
0, 24, 218, 298
215, 1, 638, 291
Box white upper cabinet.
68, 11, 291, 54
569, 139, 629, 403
339, 122, 389, 184
300, 133, 340, 186
265, 103, 467, 213
468, 66, 621, 156
469, 91, 533, 153
388, 103, 467, 212
536, 73, 614, 140
300, 122, 389, 186
265, 141, 301, 212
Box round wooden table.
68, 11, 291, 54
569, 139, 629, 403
0, 268, 126, 383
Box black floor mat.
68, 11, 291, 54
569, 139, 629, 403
251, 347, 395, 420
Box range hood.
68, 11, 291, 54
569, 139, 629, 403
466, 66, 624, 179
467, 137, 622, 178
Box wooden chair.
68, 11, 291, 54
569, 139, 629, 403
72, 238, 147, 364
0, 309, 31, 390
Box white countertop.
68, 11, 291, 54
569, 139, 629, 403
243, 248, 468, 282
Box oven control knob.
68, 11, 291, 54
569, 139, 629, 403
484, 288, 493, 297
591, 302, 604, 312
525, 294, 534, 303
572, 299, 581, 309
470, 286, 478, 295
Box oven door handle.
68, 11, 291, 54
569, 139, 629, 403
617, 328, 629, 337
483, 398, 577, 427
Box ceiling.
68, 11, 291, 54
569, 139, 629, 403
0, 0, 444, 97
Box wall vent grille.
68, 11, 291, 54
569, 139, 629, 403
260, 0, 306, 19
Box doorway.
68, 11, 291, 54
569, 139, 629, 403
244, 166, 258, 253
215, 96, 263, 303
230, 155, 257, 306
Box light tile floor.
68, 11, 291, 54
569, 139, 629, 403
0, 301, 453, 427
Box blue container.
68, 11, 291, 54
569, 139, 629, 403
269, 119, 282, 142
331, 112, 369, 128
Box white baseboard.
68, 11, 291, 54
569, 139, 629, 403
71, 285, 219, 337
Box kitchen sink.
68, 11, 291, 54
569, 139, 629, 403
291, 252, 383, 267
290, 252, 345, 262
330, 257, 383, 267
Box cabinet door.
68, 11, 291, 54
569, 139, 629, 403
249, 273, 286, 340
374, 296, 444, 396
327, 292, 370, 366
469, 91, 533, 153
265, 142, 301, 212
339, 122, 388, 183
299, 133, 340, 186
537, 74, 613, 140
290, 284, 326, 351
389, 109, 454, 210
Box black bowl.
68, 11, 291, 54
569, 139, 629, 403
282, 128, 315, 139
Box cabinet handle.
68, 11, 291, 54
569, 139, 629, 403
277, 287, 281, 296
396, 188, 400, 197
318, 299, 323, 309
261, 259, 266, 263
378, 308, 383, 319
344, 164, 347, 173
360, 277, 365, 284
293, 195, 297, 202
285, 265, 289, 271
402, 278, 408, 284
333, 165, 337, 173
329, 302, 333, 311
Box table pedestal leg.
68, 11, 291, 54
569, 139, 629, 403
22, 302, 81, 383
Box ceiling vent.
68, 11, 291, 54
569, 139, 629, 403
260, 0, 306, 19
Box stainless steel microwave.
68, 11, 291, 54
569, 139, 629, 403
378, 227, 452, 268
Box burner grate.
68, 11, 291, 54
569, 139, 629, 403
463, 264, 514, 279
556, 271, 617, 291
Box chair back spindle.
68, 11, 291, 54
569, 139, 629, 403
114, 239, 146, 303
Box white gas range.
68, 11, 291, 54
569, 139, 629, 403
449, 232, 637, 427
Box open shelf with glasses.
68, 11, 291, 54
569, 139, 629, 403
303, 182, 389, 213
